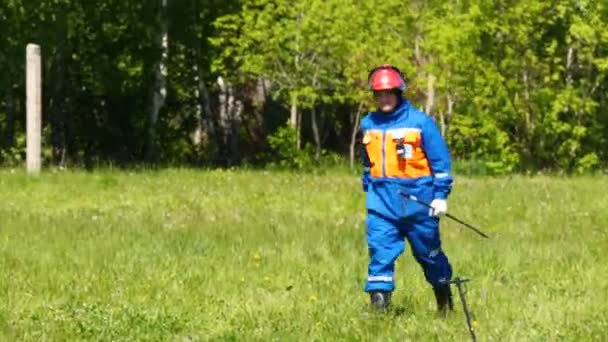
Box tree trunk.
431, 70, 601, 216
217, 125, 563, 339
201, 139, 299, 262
47, 4, 69, 167
254, 77, 269, 136
320, 106, 329, 146
566, 46, 574, 85
148, 0, 168, 161
290, 93, 300, 149
228, 82, 242, 166
192, 63, 204, 147
192, 47, 216, 152
426, 73, 436, 116
191, 0, 203, 148
217, 76, 230, 166
50, 48, 67, 166
414, 33, 430, 108
193, 65, 216, 149
445, 92, 454, 137
292, 9, 302, 150
438, 111, 446, 137
290, 94, 297, 128
63, 83, 77, 165
522, 69, 533, 134
199, 67, 216, 150
311, 104, 321, 161
296, 105, 302, 150
414, 34, 422, 67
349, 103, 364, 169
3, 87, 16, 149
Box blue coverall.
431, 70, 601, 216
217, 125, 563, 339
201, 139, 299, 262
360, 97, 453, 293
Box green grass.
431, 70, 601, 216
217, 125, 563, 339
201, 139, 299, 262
1, 168, 607, 341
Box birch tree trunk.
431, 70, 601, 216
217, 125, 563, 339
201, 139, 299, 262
229, 83, 243, 166
4, 87, 16, 149
311, 104, 321, 161
290, 94, 300, 149
50, 48, 66, 166
426, 73, 436, 116
217, 76, 229, 165
290, 93, 298, 130
148, 0, 168, 160
254, 77, 269, 136
444, 92, 454, 137
199, 67, 216, 150
216, 76, 243, 166
296, 106, 302, 150
192, 63, 204, 147
291, 9, 302, 150
349, 103, 363, 169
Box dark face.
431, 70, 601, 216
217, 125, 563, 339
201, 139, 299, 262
375, 90, 399, 113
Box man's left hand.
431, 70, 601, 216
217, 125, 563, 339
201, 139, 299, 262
429, 199, 447, 217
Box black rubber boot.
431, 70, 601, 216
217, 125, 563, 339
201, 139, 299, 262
433, 285, 454, 316
369, 291, 392, 312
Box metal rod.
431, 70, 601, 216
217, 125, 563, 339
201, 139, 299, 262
398, 191, 490, 239
452, 277, 476, 342
444, 213, 490, 239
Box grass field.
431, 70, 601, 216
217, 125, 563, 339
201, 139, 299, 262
1, 168, 607, 341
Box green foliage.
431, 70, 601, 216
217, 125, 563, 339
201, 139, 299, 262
266, 124, 315, 170
0, 132, 24, 167
266, 124, 347, 171
1, 0, 608, 173
448, 114, 520, 175
575, 152, 600, 174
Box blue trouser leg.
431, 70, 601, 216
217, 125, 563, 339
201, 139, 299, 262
404, 216, 453, 287
365, 212, 404, 292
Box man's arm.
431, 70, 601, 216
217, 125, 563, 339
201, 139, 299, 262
360, 120, 371, 192
421, 116, 453, 200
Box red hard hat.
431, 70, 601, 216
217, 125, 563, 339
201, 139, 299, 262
367, 64, 407, 92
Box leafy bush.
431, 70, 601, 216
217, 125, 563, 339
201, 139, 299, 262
266, 124, 315, 170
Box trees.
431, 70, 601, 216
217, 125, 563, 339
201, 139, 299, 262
0, 0, 606, 172
212, 0, 350, 155
460, 0, 608, 172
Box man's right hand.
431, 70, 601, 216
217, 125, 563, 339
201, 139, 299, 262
429, 199, 447, 217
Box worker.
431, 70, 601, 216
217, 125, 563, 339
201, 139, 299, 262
360, 64, 454, 315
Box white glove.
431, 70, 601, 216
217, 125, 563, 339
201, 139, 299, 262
429, 199, 447, 217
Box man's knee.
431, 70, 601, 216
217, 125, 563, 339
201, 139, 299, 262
366, 214, 404, 258
414, 249, 453, 286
